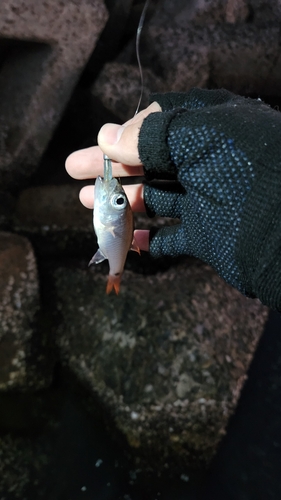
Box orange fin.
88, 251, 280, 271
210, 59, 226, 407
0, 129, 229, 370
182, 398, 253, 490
106, 274, 121, 295
131, 238, 140, 255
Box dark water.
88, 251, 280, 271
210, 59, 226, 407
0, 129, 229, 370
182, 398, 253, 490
1, 310, 281, 500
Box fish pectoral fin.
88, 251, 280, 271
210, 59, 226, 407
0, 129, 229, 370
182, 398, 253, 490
130, 238, 141, 255
88, 248, 107, 266
109, 226, 116, 238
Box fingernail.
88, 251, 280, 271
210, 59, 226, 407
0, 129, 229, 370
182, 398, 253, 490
148, 101, 162, 112
101, 123, 125, 145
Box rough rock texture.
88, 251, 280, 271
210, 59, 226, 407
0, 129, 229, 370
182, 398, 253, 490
92, 0, 281, 122
54, 261, 268, 468
0, 232, 50, 390
152, 0, 250, 25
0, 435, 38, 499
92, 62, 165, 122
14, 184, 94, 258
0, 0, 108, 191
141, 0, 281, 95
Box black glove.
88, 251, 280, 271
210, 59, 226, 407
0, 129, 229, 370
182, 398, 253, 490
138, 88, 281, 310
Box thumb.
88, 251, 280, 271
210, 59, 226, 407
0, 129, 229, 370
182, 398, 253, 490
97, 101, 161, 166
97, 122, 140, 166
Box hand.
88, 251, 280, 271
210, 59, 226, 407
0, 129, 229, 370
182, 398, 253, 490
65, 101, 162, 252
135, 88, 281, 309
66, 88, 281, 309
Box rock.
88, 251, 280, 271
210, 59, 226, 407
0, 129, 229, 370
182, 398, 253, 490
54, 260, 268, 469
92, 62, 165, 122
210, 23, 281, 95
145, 25, 210, 91
130, 1, 281, 96
85, 0, 134, 80
0, 232, 51, 390
0, 192, 16, 230
14, 184, 95, 258
93, 0, 281, 120
151, 0, 250, 26
0, 0, 108, 191
0, 434, 38, 498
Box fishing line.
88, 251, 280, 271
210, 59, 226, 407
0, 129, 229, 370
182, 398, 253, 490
135, 0, 150, 115
102, 1, 150, 167
95, 1, 151, 292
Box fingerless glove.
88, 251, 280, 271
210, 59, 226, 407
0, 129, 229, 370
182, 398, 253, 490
138, 88, 281, 310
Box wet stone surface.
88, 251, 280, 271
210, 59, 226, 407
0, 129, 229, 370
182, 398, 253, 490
54, 259, 268, 469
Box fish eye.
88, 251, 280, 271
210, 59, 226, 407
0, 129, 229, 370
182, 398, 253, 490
111, 193, 127, 210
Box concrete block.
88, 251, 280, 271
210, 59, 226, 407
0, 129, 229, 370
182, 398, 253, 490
0, 0, 108, 191
14, 184, 94, 258
102, 0, 281, 106
140, 20, 281, 95
54, 263, 268, 469
0, 232, 50, 390
92, 62, 165, 122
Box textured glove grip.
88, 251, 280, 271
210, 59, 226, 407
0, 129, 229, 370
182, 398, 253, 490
139, 107, 186, 179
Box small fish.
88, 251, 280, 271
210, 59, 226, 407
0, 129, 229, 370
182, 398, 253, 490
89, 155, 139, 294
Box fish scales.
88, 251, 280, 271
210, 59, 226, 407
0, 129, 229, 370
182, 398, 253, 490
89, 159, 139, 294
89, 0, 150, 293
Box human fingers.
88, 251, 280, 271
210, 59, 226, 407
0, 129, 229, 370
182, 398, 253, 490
144, 182, 185, 218
79, 183, 146, 212
65, 146, 144, 180
122, 101, 162, 126
134, 229, 149, 252
65, 102, 161, 179
98, 102, 161, 166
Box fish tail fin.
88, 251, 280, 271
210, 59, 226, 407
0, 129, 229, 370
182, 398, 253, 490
106, 274, 121, 295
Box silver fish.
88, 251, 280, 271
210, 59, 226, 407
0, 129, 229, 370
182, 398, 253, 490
89, 155, 139, 294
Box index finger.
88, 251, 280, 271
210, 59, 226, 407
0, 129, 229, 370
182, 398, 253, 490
65, 145, 144, 180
